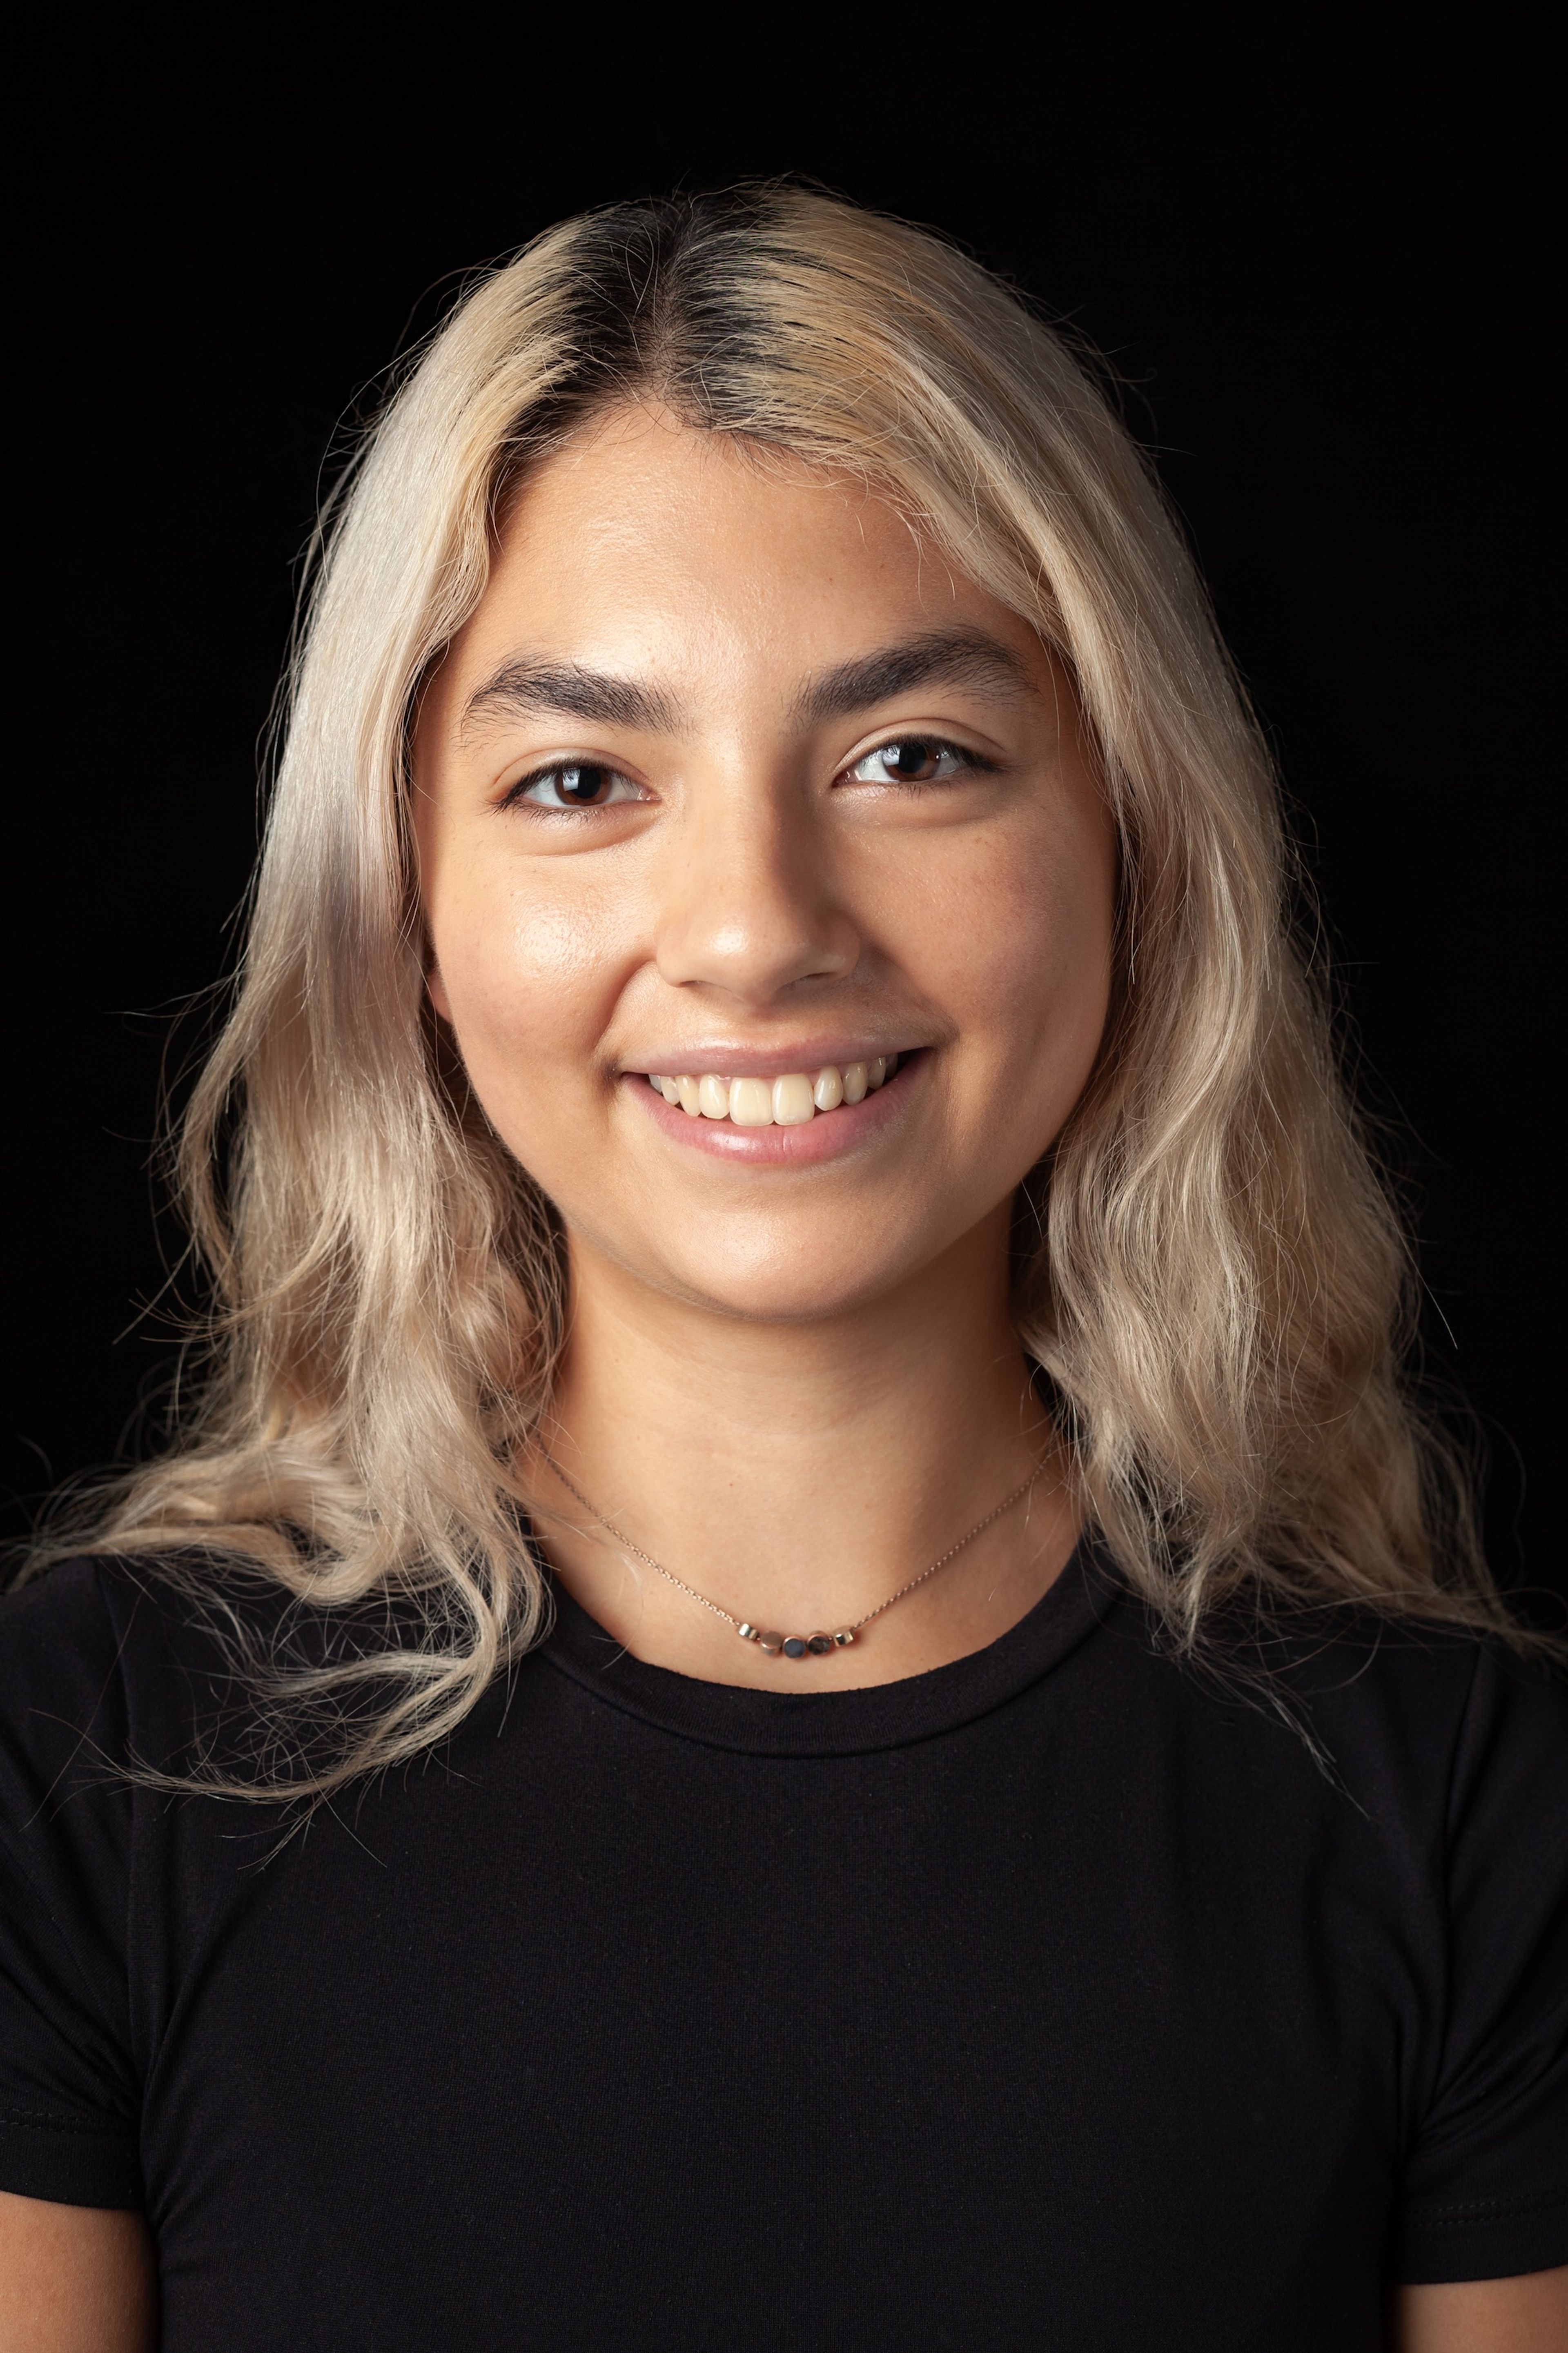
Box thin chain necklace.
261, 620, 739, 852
539, 1454, 1047, 1662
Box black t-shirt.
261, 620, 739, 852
1, 1545, 1564, 2351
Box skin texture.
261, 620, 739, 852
1389, 2270, 1568, 2350
0, 2195, 155, 2352
414, 403, 1109, 1686
9, 406, 1560, 2342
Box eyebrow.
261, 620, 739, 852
790, 627, 1034, 726
460, 626, 1034, 741
461, 659, 682, 737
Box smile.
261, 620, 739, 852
644, 1056, 900, 1128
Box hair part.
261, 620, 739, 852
26, 183, 1535, 1798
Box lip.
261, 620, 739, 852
626, 1048, 926, 1165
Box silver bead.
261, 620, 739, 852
737, 1623, 760, 1642
832, 1628, 855, 1647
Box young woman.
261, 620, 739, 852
2, 187, 1563, 2353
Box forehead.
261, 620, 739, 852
442, 404, 1042, 706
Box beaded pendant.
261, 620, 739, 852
737, 1623, 855, 1659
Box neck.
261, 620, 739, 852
529, 1206, 1081, 1687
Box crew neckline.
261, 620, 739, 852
537, 1533, 1118, 1757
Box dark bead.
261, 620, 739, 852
806, 1633, 834, 1656
782, 1636, 808, 1659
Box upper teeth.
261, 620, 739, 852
646, 1057, 898, 1125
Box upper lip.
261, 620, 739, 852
621, 1040, 925, 1079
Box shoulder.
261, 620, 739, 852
1175, 1594, 1568, 1848
1276, 1608, 1568, 1768
1, 1557, 145, 1759
1087, 1566, 1567, 1838
0, 1555, 249, 1803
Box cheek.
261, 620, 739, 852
903, 813, 1115, 1097
430, 871, 626, 1087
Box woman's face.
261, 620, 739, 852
414, 406, 1116, 1325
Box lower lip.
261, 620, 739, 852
626, 1053, 925, 1165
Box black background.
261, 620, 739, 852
8, 19, 1559, 1607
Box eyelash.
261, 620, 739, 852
498, 735, 994, 815
843, 737, 995, 789
499, 762, 646, 813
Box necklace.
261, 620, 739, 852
539, 1455, 1047, 1662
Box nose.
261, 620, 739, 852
652, 776, 861, 1008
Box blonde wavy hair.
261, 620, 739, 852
39, 183, 1517, 1793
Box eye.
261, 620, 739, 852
844, 737, 983, 787
506, 762, 646, 811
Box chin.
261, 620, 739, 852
650, 1241, 920, 1327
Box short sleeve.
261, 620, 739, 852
1390, 1643, 1568, 2282
0, 1562, 145, 2207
